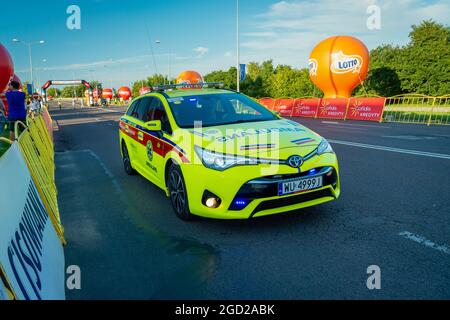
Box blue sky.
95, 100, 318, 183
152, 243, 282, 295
1, 0, 449, 89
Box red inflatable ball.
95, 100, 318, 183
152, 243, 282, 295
0, 43, 14, 92
118, 86, 132, 100
102, 88, 113, 100
139, 86, 151, 95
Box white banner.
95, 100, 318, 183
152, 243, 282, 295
0, 143, 65, 300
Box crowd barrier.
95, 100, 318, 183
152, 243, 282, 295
259, 95, 450, 125
0, 108, 65, 300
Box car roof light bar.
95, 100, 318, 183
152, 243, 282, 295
151, 82, 225, 92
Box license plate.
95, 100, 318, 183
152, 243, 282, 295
278, 176, 323, 196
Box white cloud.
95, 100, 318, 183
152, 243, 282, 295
224, 51, 232, 57
193, 46, 209, 58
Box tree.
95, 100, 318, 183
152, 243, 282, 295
61, 84, 85, 98
46, 88, 61, 97
131, 74, 168, 96
204, 67, 237, 90
363, 20, 450, 96
401, 20, 450, 95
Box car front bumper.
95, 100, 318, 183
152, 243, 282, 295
181, 152, 340, 219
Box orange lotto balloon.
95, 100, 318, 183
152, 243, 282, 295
309, 36, 369, 98
176, 70, 203, 88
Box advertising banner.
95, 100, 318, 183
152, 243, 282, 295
317, 98, 348, 119
292, 98, 320, 117
0, 143, 65, 300
274, 98, 295, 116
259, 98, 276, 110
239, 64, 246, 81
347, 97, 386, 122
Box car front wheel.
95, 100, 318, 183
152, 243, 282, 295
167, 164, 194, 221
122, 142, 136, 175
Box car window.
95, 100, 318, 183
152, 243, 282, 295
135, 97, 154, 122
150, 98, 172, 134
126, 99, 141, 118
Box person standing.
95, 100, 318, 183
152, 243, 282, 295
5, 81, 26, 140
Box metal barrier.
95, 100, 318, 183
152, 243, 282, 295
15, 111, 66, 245
383, 94, 450, 125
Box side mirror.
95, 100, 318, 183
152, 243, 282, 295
144, 120, 162, 131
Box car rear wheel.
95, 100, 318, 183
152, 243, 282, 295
167, 164, 194, 221
122, 142, 136, 175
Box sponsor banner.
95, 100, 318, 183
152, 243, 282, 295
0, 143, 65, 300
292, 98, 320, 117
317, 98, 348, 119
259, 98, 276, 110
274, 98, 295, 116
347, 97, 386, 122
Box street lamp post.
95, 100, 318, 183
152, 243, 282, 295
155, 40, 171, 85
12, 38, 45, 91
236, 0, 240, 93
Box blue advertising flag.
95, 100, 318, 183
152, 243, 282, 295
239, 64, 246, 81
27, 83, 34, 95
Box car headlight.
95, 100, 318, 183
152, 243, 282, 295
195, 146, 270, 171
317, 138, 334, 155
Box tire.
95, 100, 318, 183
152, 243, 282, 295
166, 164, 194, 221
122, 142, 137, 175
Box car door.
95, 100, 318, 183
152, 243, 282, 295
144, 97, 172, 185
131, 96, 159, 182
122, 99, 143, 167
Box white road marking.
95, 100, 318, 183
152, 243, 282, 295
327, 125, 367, 131
322, 121, 339, 124
383, 135, 437, 141
321, 121, 390, 128
398, 231, 450, 255
328, 139, 450, 160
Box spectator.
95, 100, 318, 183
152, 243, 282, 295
5, 81, 26, 140
29, 97, 40, 114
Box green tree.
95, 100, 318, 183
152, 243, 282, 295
46, 88, 61, 97
131, 74, 168, 96
401, 20, 450, 95
266, 65, 316, 98
362, 20, 450, 96
204, 67, 237, 90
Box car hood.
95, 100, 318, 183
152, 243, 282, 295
187, 119, 322, 159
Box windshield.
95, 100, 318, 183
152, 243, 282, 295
167, 93, 278, 128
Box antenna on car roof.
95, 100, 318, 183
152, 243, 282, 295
151, 82, 225, 92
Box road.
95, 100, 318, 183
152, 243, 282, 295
49, 101, 450, 299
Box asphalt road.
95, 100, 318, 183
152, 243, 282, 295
49, 101, 450, 299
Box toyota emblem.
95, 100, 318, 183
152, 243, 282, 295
287, 155, 303, 168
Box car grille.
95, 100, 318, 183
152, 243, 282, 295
250, 188, 334, 217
